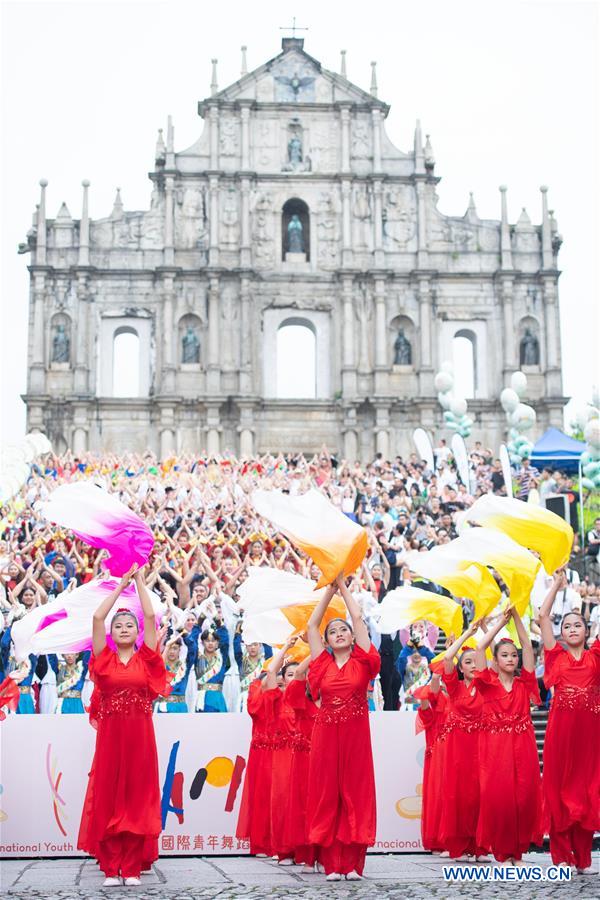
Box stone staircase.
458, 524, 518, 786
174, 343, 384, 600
531, 706, 549, 769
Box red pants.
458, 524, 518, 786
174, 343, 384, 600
97, 832, 145, 878
549, 823, 593, 870
319, 840, 367, 876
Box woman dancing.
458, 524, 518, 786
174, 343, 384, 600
539, 569, 600, 874
474, 608, 543, 863
305, 577, 380, 881
439, 622, 488, 860
414, 672, 447, 854
77, 567, 171, 887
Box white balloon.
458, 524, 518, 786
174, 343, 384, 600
510, 371, 527, 397
584, 418, 600, 449
434, 371, 453, 392
511, 403, 536, 431
450, 397, 468, 418
500, 388, 520, 413
438, 391, 451, 410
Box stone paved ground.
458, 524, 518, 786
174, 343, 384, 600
0, 853, 598, 899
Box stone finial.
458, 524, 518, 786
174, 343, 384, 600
414, 120, 424, 174
499, 185, 513, 270
370, 61, 378, 97
155, 128, 166, 165
55, 201, 73, 223
540, 185, 552, 268
241, 45, 247, 76
111, 188, 124, 218
211, 58, 218, 96
79, 180, 90, 266
36, 179, 48, 265
340, 49, 347, 78
166, 115, 175, 167
424, 134, 435, 171
465, 192, 479, 223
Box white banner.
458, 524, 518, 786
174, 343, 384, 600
0, 712, 424, 857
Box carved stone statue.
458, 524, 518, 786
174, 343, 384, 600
287, 214, 304, 253
182, 327, 200, 364
288, 134, 302, 165
393, 329, 412, 365
520, 328, 539, 366
52, 323, 70, 363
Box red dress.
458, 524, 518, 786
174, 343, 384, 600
475, 667, 543, 862
269, 685, 297, 860
236, 683, 278, 856
306, 644, 380, 876
438, 669, 486, 857
283, 678, 318, 864
416, 689, 448, 852
78, 644, 170, 877
542, 641, 600, 868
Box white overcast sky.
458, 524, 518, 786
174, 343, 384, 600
1, 0, 598, 447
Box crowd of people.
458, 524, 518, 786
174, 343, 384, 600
0, 446, 598, 715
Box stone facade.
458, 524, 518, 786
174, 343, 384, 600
21, 38, 566, 459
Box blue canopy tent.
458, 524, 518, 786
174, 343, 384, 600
530, 428, 585, 473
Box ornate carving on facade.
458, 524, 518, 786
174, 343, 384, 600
175, 188, 207, 249
383, 187, 416, 249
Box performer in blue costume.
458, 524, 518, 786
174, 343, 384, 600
156, 633, 197, 713
0, 626, 38, 714
194, 623, 240, 712
47, 651, 91, 713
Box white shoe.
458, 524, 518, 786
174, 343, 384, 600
440, 850, 450, 858
277, 857, 294, 866
326, 872, 342, 881
124, 877, 141, 885
345, 870, 362, 880
103, 877, 121, 886
577, 867, 596, 875
475, 856, 491, 863
256, 853, 268, 858
315, 862, 325, 874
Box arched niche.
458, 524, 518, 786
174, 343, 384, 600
113, 327, 140, 397
282, 198, 310, 260
178, 313, 203, 365
390, 314, 415, 368
276, 318, 317, 399
518, 315, 541, 367
452, 329, 477, 399
263, 309, 330, 399
49, 312, 72, 367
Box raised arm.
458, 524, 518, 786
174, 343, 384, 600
335, 575, 370, 651
306, 583, 337, 659
133, 568, 157, 650
475, 608, 511, 670
92, 565, 137, 657
265, 636, 295, 690
510, 607, 535, 671
537, 568, 567, 652
443, 619, 480, 673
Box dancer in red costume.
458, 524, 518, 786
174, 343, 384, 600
282, 656, 319, 872
78, 567, 170, 887
474, 608, 543, 863
305, 577, 380, 881
265, 640, 301, 866
235, 672, 279, 857
414, 673, 448, 853
439, 622, 489, 861
539, 569, 600, 874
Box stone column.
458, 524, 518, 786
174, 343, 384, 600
29, 275, 46, 393
240, 104, 250, 169
375, 404, 390, 458
240, 177, 251, 268
372, 109, 382, 172
206, 275, 220, 393
164, 175, 175, 266
342, 404, 358, 461
72, 426, 88, 455
206, 404, 221, 455
209, 106, 219, 170
542, 275, 562, 395
239, 275, 252, 393
78, 180, 90, 267
374, 276, 388, 393
160, 428, 175, 458
341, 179, 352, 267
416, 180, 428, 269
161, 274, 176, 393
74, 275, 90, 394
238, 402, 254, 456
499, 277, 516, 373
36, 180, 47, 266
341, 277, 357, 397
208, 176, 220, 267
340, 105, 351, 170
417, 275, 434, 394
373, 179, 383, 267
540, 186, 553, 270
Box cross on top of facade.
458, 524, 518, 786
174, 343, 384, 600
279, 17, 308, 38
